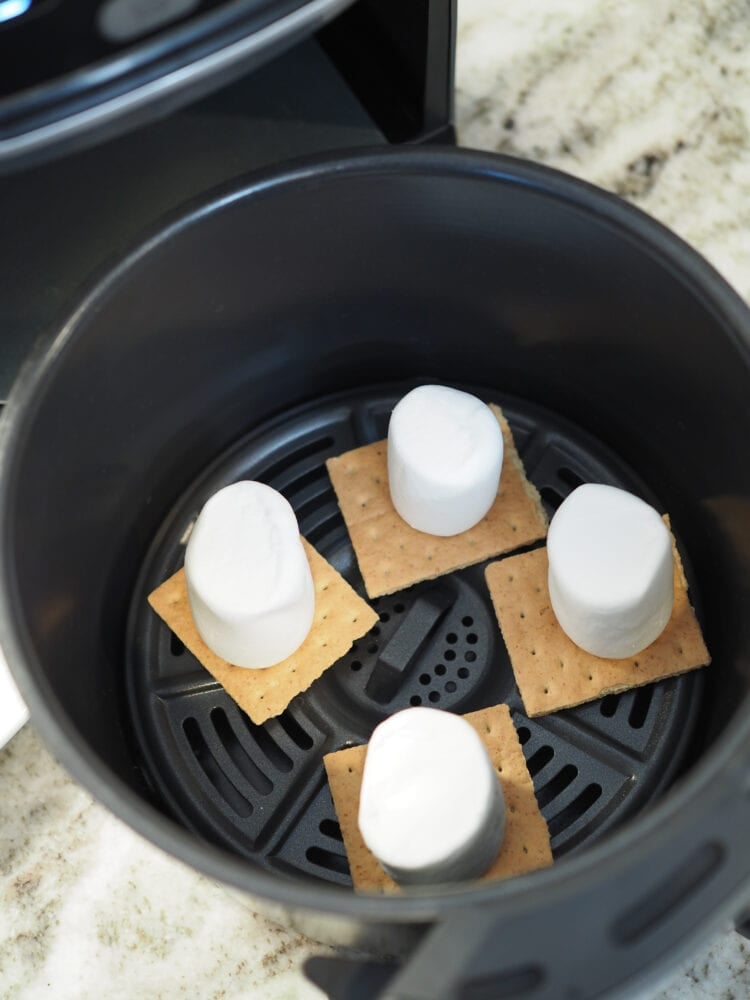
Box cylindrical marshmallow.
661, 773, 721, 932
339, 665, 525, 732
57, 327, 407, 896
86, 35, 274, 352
547, 483, 673, 659
184, 481, 314, 668
387, 385, 504, 537
358, 707, 505, 886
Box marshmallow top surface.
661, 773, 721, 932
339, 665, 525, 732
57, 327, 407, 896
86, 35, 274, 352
185, 481, 307, 620
389, 385, 502, 491
358, 707, 497, 871
548, 484, 669, 609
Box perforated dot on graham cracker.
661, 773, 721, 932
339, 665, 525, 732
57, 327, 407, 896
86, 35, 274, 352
325, 405, 548, 599
323, 704, 552, 893
148, 539, 378, 725
485, 523, 710, 718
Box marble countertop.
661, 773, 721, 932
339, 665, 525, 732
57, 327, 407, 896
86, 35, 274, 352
3, 1, 750, 997
456, 0, 750, 302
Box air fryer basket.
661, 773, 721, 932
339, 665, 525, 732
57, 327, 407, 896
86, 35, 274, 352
127, 388, 702, 876
2, 148, 750, 1000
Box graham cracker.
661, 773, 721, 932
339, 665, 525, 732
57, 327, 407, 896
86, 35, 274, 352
148, 539, 378, 725
325, 405, 548, 599
485, 525, 710, 718
323, 704, 552, 893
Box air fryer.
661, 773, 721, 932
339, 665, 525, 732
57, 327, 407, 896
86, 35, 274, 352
1, 6, 750, 1000
2, 147, 750, 1000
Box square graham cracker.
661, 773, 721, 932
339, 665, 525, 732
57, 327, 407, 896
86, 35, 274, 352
323, 704, 552, 893
325, 405, 547, 599
485, 530, 710, 718
148, 539, 378, 725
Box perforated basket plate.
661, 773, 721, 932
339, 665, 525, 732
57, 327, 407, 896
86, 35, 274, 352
126, 386, 703, 886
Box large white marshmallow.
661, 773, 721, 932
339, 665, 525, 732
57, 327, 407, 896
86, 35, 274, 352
358, 708, 505, 886
387, 385, 504, 537
547, 484, 674, 659
184, 481, 315, 668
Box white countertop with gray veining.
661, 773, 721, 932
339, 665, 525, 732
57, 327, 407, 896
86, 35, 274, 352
3, 1, 750, 997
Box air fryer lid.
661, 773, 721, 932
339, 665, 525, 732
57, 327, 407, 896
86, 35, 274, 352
2, 148, 750, 998
0, 0, 354, 174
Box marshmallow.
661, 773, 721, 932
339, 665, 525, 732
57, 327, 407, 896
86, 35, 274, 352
547, 484, 673, 659
358, 708, 505, 886
184, 481, 314, 668
387, 385, 504, 537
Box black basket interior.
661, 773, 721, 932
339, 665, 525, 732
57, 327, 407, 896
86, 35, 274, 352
126, 387, 703, 886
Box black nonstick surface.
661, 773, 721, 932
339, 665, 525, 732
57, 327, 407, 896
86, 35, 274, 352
126, 385, 703, 886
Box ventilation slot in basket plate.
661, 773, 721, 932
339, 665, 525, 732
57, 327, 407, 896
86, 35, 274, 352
547, 783, 603, 839
210, 708, 273, 795
182, 717, 253, 818
258, 436, 334, 488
